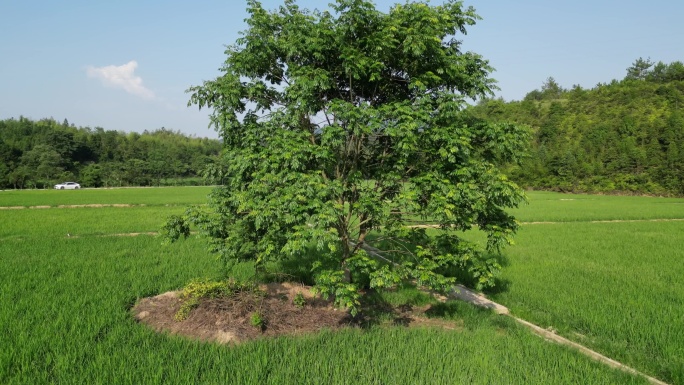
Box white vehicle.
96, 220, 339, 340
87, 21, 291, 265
54, 182, 81, 190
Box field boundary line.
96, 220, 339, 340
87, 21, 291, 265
524, 218, 684, 225
406, 218, 684, 228
448, 285, 670, 385
0, 203, 209, 210
61, 231, 200, 239
0, 204, 146, 209
102, 232, 159, 237
63, 232, 159, 239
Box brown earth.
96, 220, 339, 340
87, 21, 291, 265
132, 282, 460, 345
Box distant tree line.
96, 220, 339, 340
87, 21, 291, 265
4, 58, 683, 195
470, 59, 684, 196
0, 117, 222, 189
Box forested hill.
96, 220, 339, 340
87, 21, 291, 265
0, 117, 222, 189
470, 59, 684, 196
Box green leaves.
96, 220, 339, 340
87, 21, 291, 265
310, 267, 362, 315
160, 214, 191, 245
179, 0, 527, 314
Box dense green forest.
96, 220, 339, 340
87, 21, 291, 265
0, 117, 222, 189
471, 59, 684, 195
3, 59, 683, 194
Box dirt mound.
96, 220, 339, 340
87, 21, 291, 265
132, 282, 458, 345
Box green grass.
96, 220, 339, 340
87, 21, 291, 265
0, 206, 187, 240
512, 191, 684, 222
424, 191, 684, 383
0, 188, 647, 384
0, 238, 642, 384
0, 186, 213, 207
488, 221, 684, 383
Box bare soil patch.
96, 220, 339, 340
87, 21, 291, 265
133, 282, 459, 345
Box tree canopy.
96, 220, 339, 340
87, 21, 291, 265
165, 0, 528, 313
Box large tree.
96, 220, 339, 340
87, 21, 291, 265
165, 0, 528, 313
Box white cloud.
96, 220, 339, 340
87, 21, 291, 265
86, 60, 155, 99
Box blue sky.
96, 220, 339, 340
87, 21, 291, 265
1, 0, 682, 139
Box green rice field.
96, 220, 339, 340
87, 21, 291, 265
0, 186, 214, 208
494, 194, 684, 384
2, 188, 683, 384
511, 191, 684, 222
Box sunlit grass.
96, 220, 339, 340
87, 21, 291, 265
490, 220, 684, 383
0, 237, 642, 384
0, 206, 188, 240
512, 191, 684, 222
0, 187, 650, 384
0, 186, 213, 207
421, 191, 684, 383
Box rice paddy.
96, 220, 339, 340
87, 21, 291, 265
493, 199, 684, 384
2, 188, 682, 384
0, 186, 213, 208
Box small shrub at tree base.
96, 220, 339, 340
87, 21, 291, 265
174, 278, 260, 321
164, 0, 528, 315
250, 312, 265, 330
293, 293, 306, 309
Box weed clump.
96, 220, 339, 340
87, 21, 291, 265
293, 293, 306, 309
250, 312, 265, 330
175, 278, 260, 321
